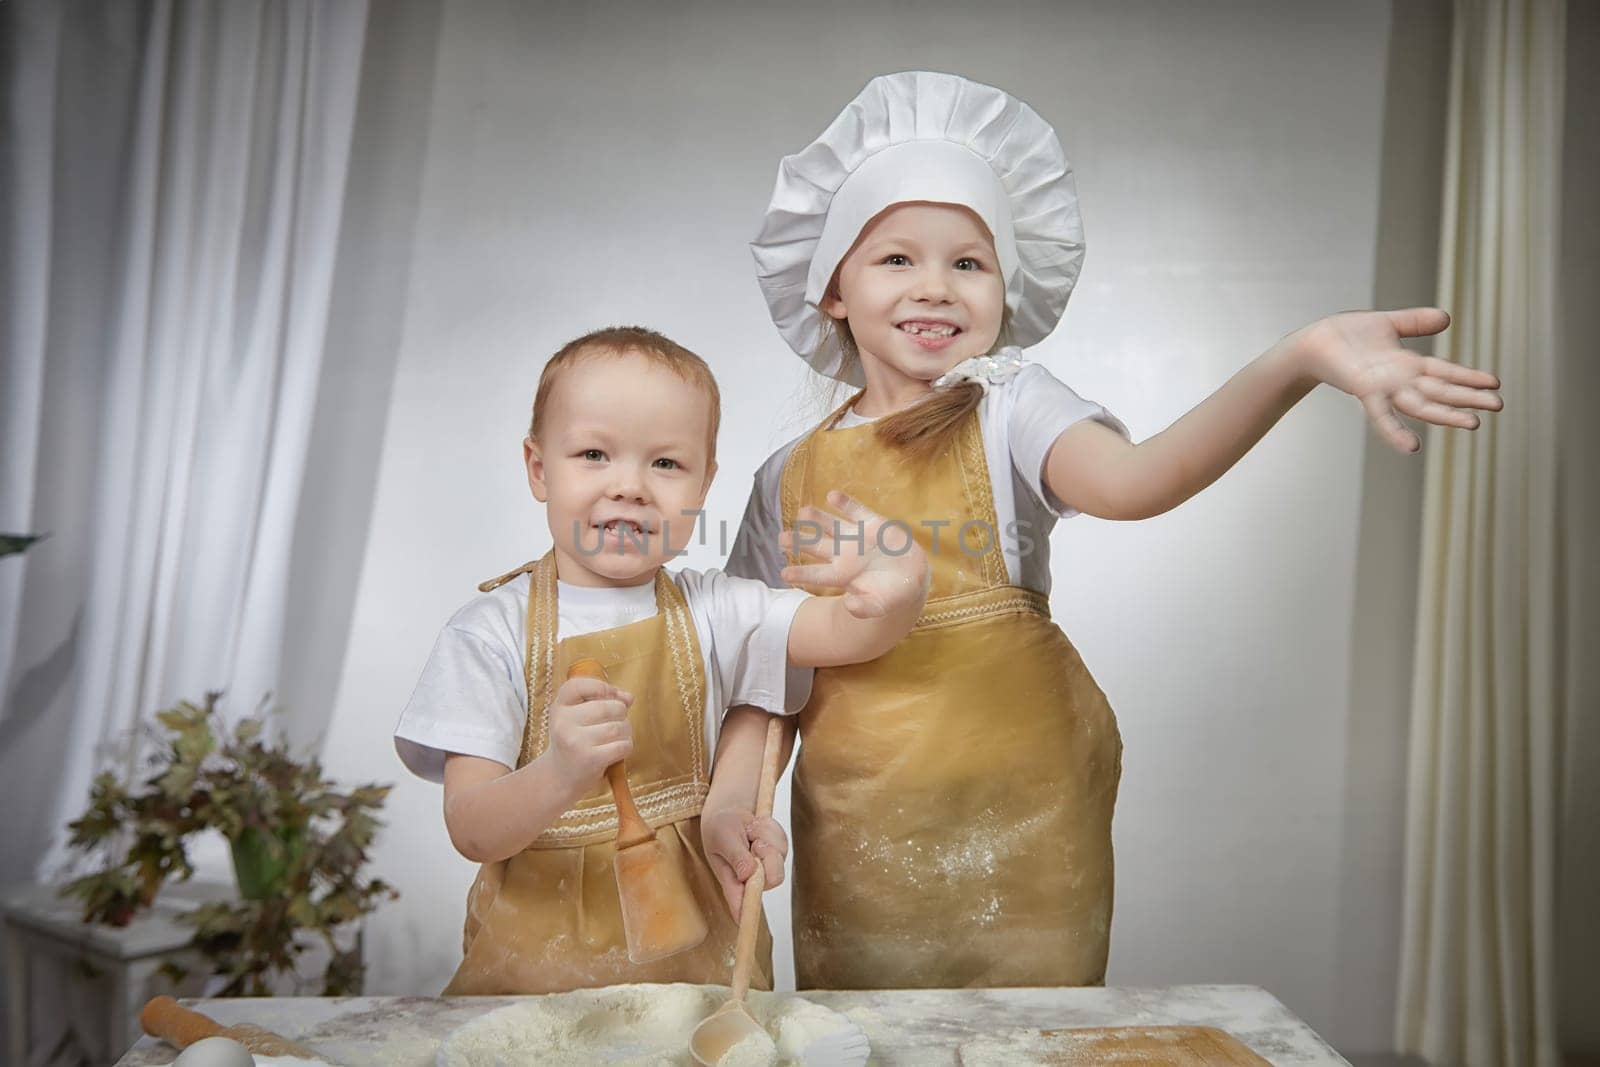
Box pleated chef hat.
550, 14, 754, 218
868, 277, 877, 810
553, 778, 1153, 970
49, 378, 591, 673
751, 71, 1085, 385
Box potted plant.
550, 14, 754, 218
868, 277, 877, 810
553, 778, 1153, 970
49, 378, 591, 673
59, 691, 398, 996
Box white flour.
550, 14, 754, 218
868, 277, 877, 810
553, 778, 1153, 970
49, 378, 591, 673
436, 984, 855, 1066
716, 1030, 778, 1067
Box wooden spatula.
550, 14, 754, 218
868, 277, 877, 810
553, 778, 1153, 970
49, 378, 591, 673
569, 658, 708, 963
140, 995, 324, 1058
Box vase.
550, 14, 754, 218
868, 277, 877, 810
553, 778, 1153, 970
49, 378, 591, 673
227, 824, 305, 901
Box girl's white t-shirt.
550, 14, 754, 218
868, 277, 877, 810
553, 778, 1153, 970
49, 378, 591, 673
727, 361, 1128, 597
393, 569, 812, 783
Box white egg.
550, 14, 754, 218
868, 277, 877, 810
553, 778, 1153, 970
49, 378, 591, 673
173, 1035, 257, 1067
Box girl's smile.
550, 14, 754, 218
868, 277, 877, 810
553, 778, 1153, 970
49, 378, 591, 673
895, 318, 963, 350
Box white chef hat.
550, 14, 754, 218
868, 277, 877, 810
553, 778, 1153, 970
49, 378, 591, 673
751, 71, 1085, 385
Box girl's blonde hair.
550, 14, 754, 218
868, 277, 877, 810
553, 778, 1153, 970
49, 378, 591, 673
820, 306, 1014, 463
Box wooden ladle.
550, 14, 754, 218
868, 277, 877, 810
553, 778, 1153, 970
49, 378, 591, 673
689, 713, 784, 1066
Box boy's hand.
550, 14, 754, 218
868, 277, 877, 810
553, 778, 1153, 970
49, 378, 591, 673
779, 490, 931, 620
1293, 308, 1503, 453
545, 675, 633, 800
701, 807, 788, 920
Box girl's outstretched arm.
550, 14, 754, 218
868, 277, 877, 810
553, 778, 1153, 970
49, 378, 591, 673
1043, 307, 1503, 521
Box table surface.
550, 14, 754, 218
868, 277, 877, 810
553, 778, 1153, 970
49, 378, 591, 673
113, 984, 1350, 1065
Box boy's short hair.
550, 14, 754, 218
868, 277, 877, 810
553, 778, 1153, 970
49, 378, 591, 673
529, 326, 722, 463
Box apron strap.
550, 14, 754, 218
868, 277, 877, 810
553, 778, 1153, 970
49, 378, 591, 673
478, 559, 538, 593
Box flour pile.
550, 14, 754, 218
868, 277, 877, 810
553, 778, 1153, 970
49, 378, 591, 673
436, 983, 859, 1066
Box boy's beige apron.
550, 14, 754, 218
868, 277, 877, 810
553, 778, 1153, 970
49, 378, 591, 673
443, 553, 772, 994
780, 398, 1121, 989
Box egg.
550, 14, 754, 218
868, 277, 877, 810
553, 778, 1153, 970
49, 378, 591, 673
172, 1035, 256, 1067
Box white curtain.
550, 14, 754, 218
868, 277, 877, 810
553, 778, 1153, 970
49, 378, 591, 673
0, 0, 368, 896
1397, 1, 1566, 1065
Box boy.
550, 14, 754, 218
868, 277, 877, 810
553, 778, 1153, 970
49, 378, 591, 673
394, 325, 928, 993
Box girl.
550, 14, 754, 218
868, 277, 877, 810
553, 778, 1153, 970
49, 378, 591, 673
717, 71, 1502, 989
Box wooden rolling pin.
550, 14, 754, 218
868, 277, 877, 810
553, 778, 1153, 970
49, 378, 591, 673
140, 995, 323, 1058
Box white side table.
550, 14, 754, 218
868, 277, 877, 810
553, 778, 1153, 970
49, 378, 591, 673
1, 880, 229, 1066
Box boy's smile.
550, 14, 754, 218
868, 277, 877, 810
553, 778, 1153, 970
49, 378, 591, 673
525, 350, 717, 587
824, 202, 1006, 415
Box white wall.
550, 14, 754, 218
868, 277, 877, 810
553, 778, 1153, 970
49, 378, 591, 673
319, 0, 1426, 1052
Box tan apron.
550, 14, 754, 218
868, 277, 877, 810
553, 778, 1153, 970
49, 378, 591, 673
443, 552, 773, 994
781, 398, 1122, 989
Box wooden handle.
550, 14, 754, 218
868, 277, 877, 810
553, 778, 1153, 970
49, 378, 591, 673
731, 715, 785, 1001
140, 995, 221, 1049
568, 658, 653, 849
606, 762, 653, 848
754, 715, 783, 820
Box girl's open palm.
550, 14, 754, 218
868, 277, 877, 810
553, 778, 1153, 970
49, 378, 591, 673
1298, 307, 1503, 453
779, 490, 930, 619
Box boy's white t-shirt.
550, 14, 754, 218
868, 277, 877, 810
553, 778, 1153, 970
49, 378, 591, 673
394, 569, 812, 783
727, 361, 1129, 597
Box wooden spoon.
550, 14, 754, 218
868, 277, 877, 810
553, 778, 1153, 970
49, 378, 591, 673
689, 713, 784, 1066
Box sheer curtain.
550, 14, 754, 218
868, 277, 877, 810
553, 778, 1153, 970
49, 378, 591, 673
0, 0, 368, 890
1396, 1, 1566, 1065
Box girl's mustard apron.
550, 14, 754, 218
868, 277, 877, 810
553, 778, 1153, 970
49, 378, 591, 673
443, 553, 773, 994
780, 397, 1121, 989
